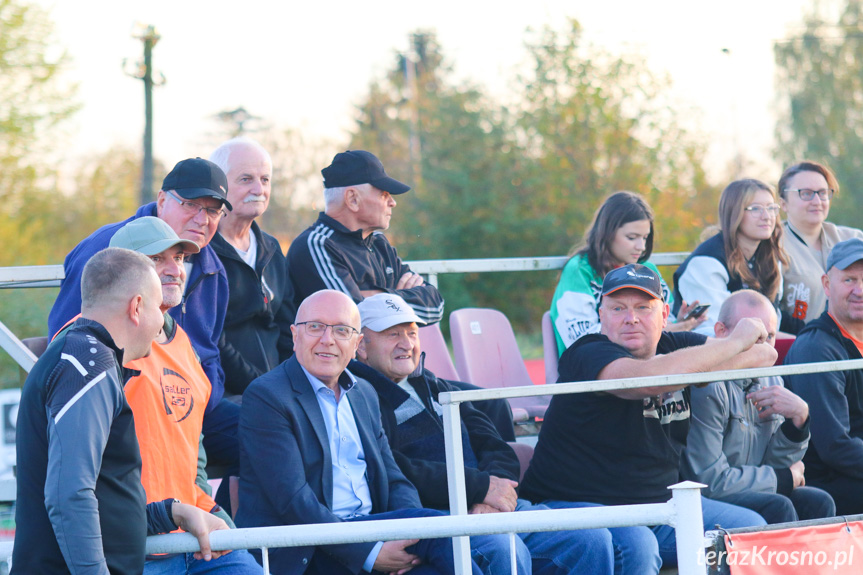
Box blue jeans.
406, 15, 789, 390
516, 500, 614, 575
650, 496, 766, 567
719, 486, 836, 524
303, 508, 483, 575
542, 500, 660, 575
144, 549, 259, 574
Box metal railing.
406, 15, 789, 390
0, 254, 690, 373
1, 256, 858, 575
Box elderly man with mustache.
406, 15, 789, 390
210, 138, 296, 403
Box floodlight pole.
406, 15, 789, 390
125, 25, 162, 206
140, 26, 160, 206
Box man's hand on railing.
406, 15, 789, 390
480, 475, 518, 513
171, 502, 232, 561
374, 539, 422, 575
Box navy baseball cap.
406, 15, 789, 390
162, 158, 233, 210
601, 264, 663, 300
827, 238, 863, 271
321, 150, 411, 195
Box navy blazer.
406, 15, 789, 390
236, 355, 421, 574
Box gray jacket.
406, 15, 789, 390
681, 376, 809, 499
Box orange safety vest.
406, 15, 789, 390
53, 314, 216, 512
125, 323, 216, 513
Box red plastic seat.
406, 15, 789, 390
541, 311, 559, 384
507, 442, 535, 482
418, 323, 460, 381
449, 308, 549, 421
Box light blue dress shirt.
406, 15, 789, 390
302, 366, 383, 571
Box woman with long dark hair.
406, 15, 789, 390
778, 161, 863, 333
673, 179, 788, 334
550, 191, 704, 355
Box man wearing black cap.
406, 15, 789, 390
287, 150, 444, 325
285, 151, 519, 441
520, 263, 775, 571
48, 158, 240, 508
786, 237, 863, 515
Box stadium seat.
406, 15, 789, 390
449, 308, 550, 421
775, 335, 795, 365
507, 442, 534, 482
418, 323, 460, 381
541, 311, 559, 384
21, 336, 48, 358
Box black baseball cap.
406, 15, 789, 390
601, 264, 663, 300
162, 158, 233, 211
321, 150, 411, 195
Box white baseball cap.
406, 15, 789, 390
358, 293, 426, 331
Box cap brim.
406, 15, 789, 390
370, 176, 411, 195
176, 188, 234, 211
131, 238, 200, 257
362, 314, 427, 332
602, 285, 662, 300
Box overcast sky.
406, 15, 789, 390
37, 0, 812, 183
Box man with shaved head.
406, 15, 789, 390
681, 289, 835, 524
237, 290, 482, 574
14, 248, 229, 575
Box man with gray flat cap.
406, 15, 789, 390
786, 237, 863, 514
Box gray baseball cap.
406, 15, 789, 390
109, 217, 200, 256
358, 293, 425, 331
826, 238, 863, 271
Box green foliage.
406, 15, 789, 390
348, 23, 717, 329
774, 0, 863, 226
0, 288, 57, 388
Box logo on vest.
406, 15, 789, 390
160, 368, 195, 423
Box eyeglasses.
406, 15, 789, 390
167, 190, 226, 220
743, 204, 781, 216
784, 188, 834, 201
295, 321, 359, 340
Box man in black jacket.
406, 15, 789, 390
210, 137, 295, 399
785, 237, 863, 514
352, 293, 615, 575
287, 150, 516, 441
14, 248, 228, 575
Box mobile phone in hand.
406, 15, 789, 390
684, 304, 710, 321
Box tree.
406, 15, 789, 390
347, 25, 717, 330
516, 19, 717, 256
774, 0, 863, 226
0, 0, 79, 264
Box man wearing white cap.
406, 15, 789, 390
352, 293, 615, 575
786, 237, 863, 514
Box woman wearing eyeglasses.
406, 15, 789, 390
673, 179, 788, 335
778, 161, 863, 334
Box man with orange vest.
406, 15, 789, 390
109, 217, 260, 574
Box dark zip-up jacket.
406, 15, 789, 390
350, 358, 520, 509
287, 213, 444, 324
47, 203, 229, 412
13, 318, 175, 575
785, 311, 863, 482
211, 222, 295, 396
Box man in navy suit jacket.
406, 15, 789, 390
236, 290, 485, 574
